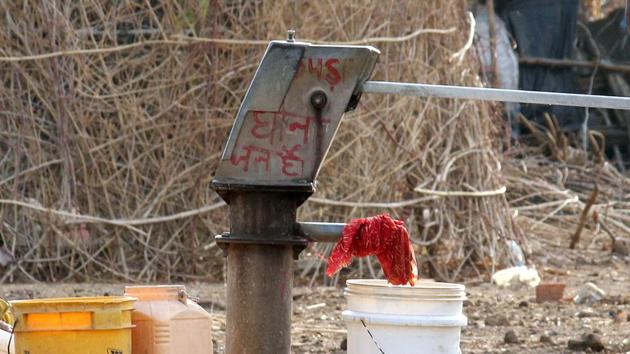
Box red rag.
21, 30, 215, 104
326, 214, 417, 286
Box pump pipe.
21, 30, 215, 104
362, 81, 630, 111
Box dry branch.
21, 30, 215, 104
0, 27, 457, 63
519, 57, 630, 75
570, 185, 599, 249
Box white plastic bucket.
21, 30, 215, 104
343, 279, 467, 354
0, 328, 12, 354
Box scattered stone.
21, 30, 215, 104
610, 309, 626, 323
612, 241, 629, 256
518, 300, 528, 308
575, 255, 591, 266
568, 339, 588, 351
485, 314, 510, 326
592, 257, 613, 266
577, 308, 599, 318
547, 256, 565, 267
504, 330, 520, 344
340, 337, 347, 350
573, 282, 606, 304
568, 333, 605, 352
474, 320, 486, 329
604, 294, 629, 305
540, 335, 554, 344
543, 267, 570, 276
622, 338, 630, 352
585, 334, 605, 351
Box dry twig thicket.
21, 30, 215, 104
507, 118, 629, 255
7, 0, 622, 285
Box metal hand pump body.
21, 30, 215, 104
212, 34, 630, 354
212, 37, 378, 354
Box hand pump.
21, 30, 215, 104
212, 31, 630, 354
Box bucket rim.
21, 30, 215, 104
124, 284, 186, 291
345, 293, 466, 301
13, 325, 136, 333
346, 279, 465, 290
10, 296, 136, 307
345, 279, 466, 300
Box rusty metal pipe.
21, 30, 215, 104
226, 244, 293, 354
220, 191, 306, 354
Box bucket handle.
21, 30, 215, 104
7, 319, 17, 354
360, 319, 386, 354
359, 319, 463, 354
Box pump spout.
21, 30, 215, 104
297, 222, 345, 242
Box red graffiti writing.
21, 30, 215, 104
325, 59, 341, 89
229, 145, 271, 172
233, 107, 333, 177
308, 58, 323, 80
277, 144, 304, 177
230, 144, 304, 177
251, 111, 281, 144
250, 110, 318, 145
296, 57, 342, 91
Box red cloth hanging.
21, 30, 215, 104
326, 214, 417, 286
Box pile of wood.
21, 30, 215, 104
0, 0, 518, 283
505, 123, 630, 256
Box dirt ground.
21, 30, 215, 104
2, 246, 629, 353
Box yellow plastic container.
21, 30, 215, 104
125, 285, 213, 354
10, 296, 136, 354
